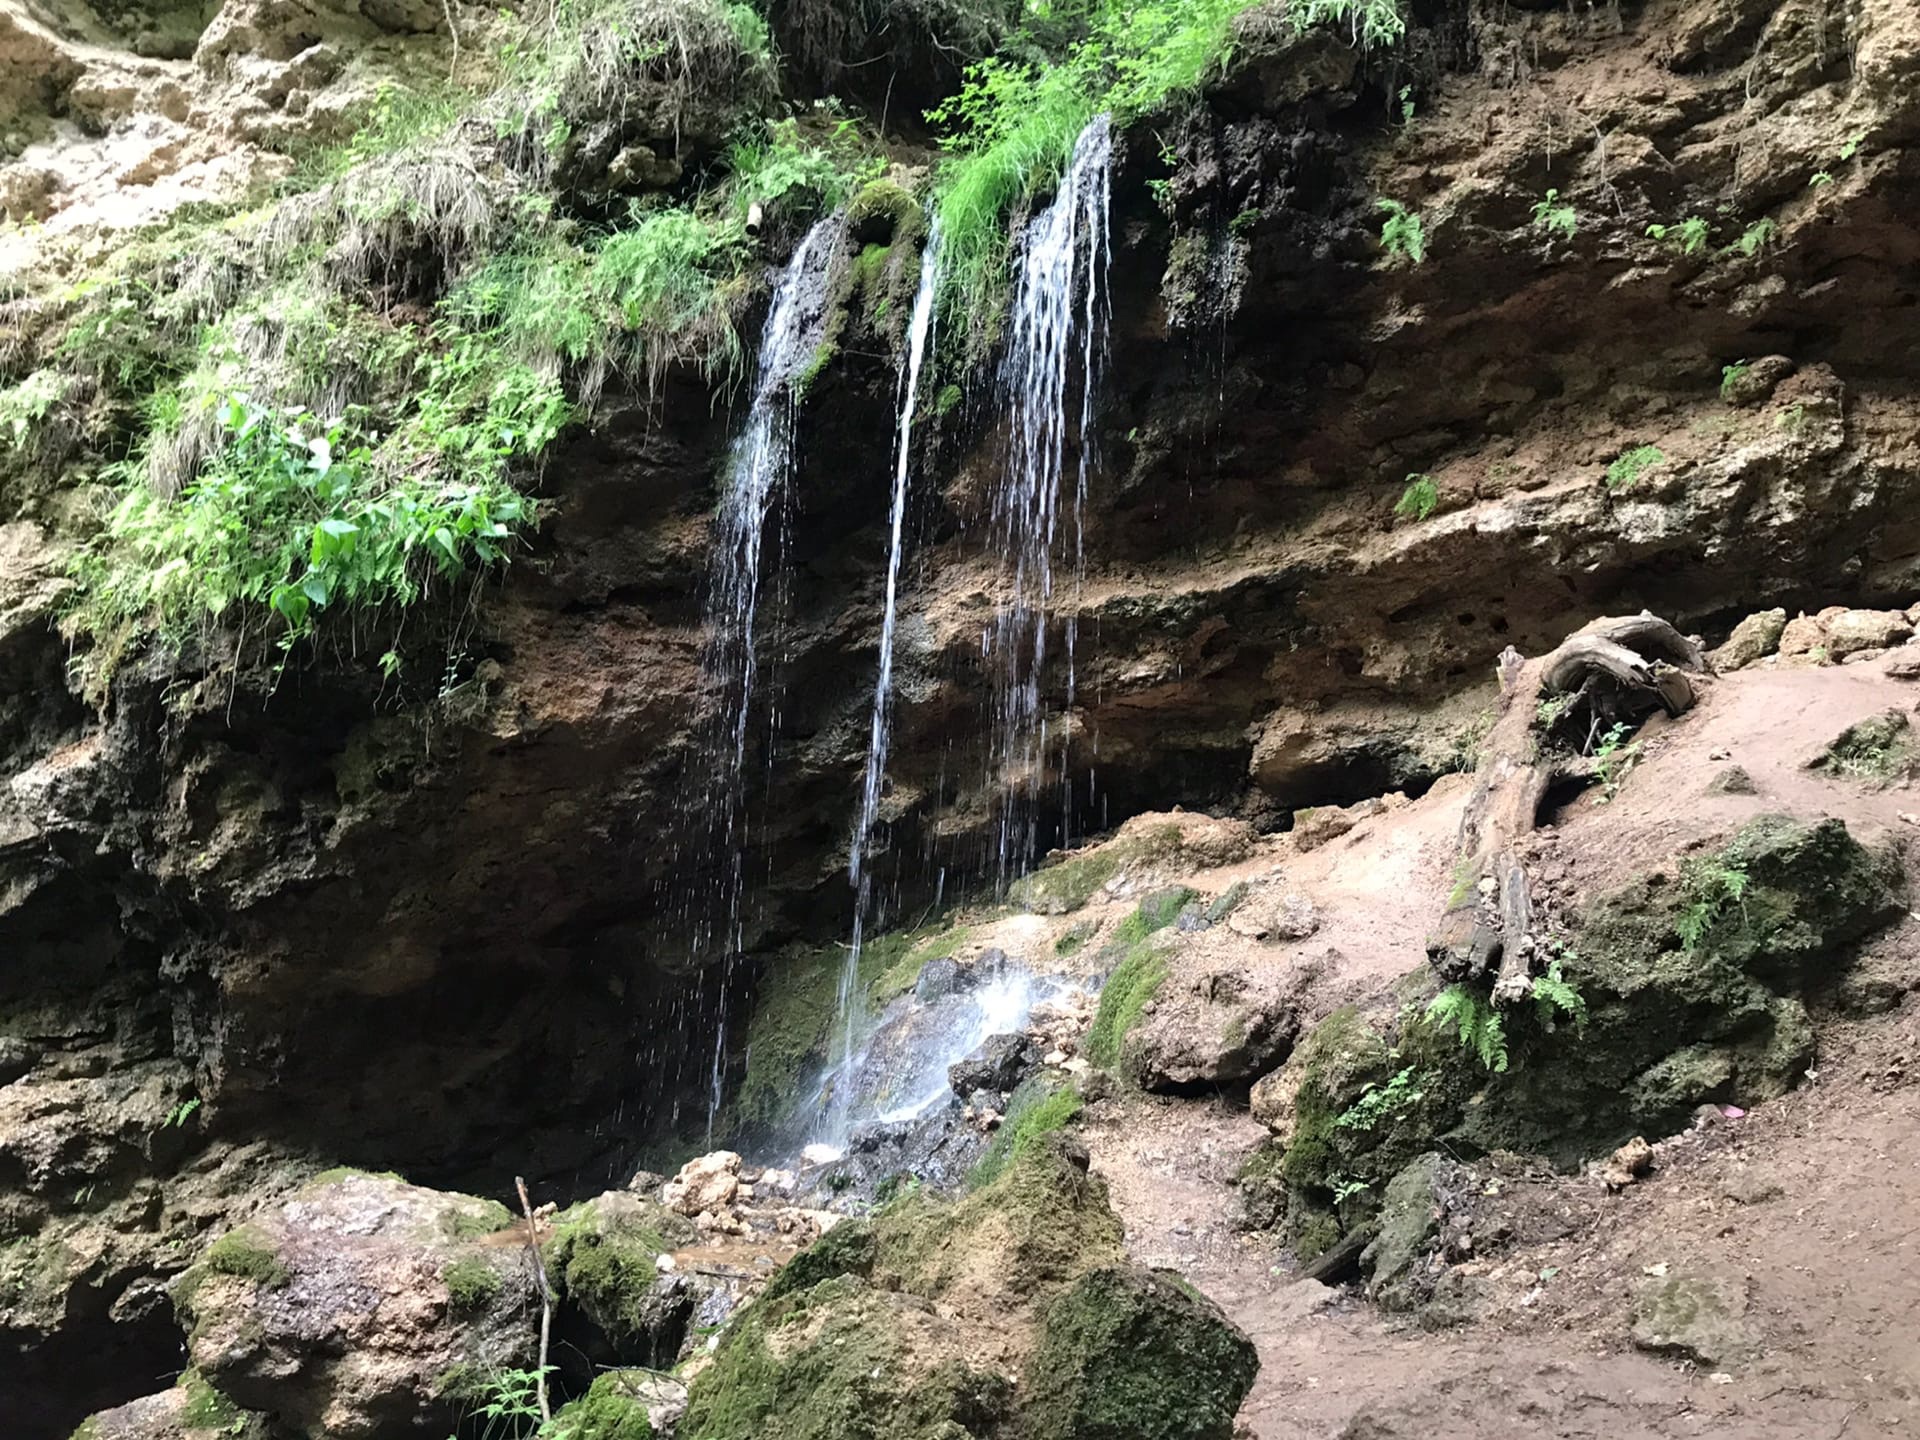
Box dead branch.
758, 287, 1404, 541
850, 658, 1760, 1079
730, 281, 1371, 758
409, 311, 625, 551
515, 1176, 553, 1425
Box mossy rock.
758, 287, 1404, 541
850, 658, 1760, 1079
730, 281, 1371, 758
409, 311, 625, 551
549, 1371, 657, 1440
544, 1193, 697, 1365
847, 179, 925, 246
1022, 1266, 1258, 1440
966, 1075, 1083, 1189
1011, 821, 1215, 915
64, 1373, 272, 1439
1084, 889, 1196, 1071
679, 1274, 1015, 1440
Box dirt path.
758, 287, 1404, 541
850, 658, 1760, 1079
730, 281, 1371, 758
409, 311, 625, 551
1080, 662, 1920, 1438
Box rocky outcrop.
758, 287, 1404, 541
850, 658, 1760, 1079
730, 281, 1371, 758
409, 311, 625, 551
173, 1172, 540, 1435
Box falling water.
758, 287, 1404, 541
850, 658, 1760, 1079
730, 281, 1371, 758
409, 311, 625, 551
820, 223, 944, 1146
987, 115, 1113, 886
694, 216, 845, 1136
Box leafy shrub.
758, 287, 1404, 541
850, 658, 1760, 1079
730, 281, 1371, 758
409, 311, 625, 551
1605, 444, 1665, 491
1376, 198, 1426, 264
1729, 218, 1779, 259
1334, 1066, 1425, 1130
1394, 473, 1438, 520
1591, 721, 1642, 801
1530, 188, 1576, 239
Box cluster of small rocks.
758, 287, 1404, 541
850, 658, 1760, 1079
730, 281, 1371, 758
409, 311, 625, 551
640, 1151, 837, 1245
1713, 604, 1920, 671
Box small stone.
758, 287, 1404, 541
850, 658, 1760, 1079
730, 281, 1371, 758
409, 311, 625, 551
1043, 1049, 1068, 1066
1706, 766, 1758, 796
1598, 1136, 1655, 1191
663, 1152, 742, 1217
1631, 1264, 1759, 1365
1711, 609, 1786, 671
1720, 1173, 1785, 1205
655, 1253, 677, 1273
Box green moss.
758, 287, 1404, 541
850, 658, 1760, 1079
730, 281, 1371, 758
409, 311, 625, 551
306, 1166, 405, 1188
1084, 895, 1191, 1072
543, 1196, 692, 1361
1011, 849, 1120, 914
846, 180, 924, 245
1022, 1266, 1258, 1440
762, 1220, 878, 1302
201, 1230, 291, 1290
1054, 921, 1096, 958
439, 1199, 516, 1241
550, 1371, 656, 1439
1810, 709, 1916, 782
442, 1256, 505, 1314
179, 1369, 246, 1431
67, 1420, 101, 1440
968, 1079, 1084, 1189
1203, 882, 1249, 924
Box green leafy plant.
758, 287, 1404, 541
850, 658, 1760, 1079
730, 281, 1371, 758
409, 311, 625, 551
1808, 170, 1834, 188
1677, 859, 1750, 954
1394, 473, 1439, 520
1729, 218, 1779, 259
1376, 198, 1427, 264
1720, 359, 1750, 400
1397, 84, 1414, 125
1591, 721, 1643, 801
452, 1365, 554, 1439
1425, 985, 1509, 1072
1776, 403, 1808, 433
1330, 1175, 1372, 1205
1839, 131, 1866, 161
1646, 216, 1711, 256
1294, 0, 1407, 47
1530, 188, 1576, 239
162, 1097, 203, 1129
1529, 957, 1587, 1032
1605, 444, 1666, 491
1335, 1066, 1426, 1130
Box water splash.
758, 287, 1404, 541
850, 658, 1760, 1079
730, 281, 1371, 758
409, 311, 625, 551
821, 222, 944, 1145
987, 115, 1113, 888
693, 215, 846, 1137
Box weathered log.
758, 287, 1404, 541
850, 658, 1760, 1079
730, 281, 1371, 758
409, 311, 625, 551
1426, 613, 1707, 1001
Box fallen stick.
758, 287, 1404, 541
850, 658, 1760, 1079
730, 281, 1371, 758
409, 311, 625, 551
515, 1176, 553, 1425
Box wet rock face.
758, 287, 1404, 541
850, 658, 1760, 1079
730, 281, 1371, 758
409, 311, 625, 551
175, 1172, 540, 1437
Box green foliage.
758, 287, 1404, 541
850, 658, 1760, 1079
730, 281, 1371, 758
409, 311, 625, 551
75, 397, 531, 649
452, 1365, 555, 1440
1530, 188, 1576, 239
969, 1083, 1084, 1189
1720, 359, 1749, 400
1394, 473, 1438, 520
1529, 957, 1587, 1031
1293, 0, 1407, 47
549, 1372, 655, 1440
931, 0, 1352, 324
0, 370, 70, 450
1729, 217, 1779, 259
1591, 721, 1642, 801
1838, 131, 1866, 161
1808, 170, 1833, 188
1605, 443, 1665, 491
293, 81, 463, 181
1424, 985, 1509, 1072
1677, 859, 1750, 954
1376, 198, 1427, 264
162, 1097, 203, 1129
726, 117, 882, 220
1646, 216, 1711, 256
1334, 1066, 1425, 1131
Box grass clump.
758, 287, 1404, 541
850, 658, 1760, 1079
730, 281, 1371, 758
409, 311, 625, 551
969, 1079, 1084, 1189
1605, 444, 1666, 491
1085, 944, 1168, 1069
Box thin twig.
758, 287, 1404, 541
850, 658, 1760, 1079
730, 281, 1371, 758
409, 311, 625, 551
515, 1176, 553, 1425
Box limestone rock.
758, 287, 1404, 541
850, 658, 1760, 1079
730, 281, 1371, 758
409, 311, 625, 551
544, 1189, 700, 1363
1291, 797, 1382, 852
1705, 765, 1758, 795
66, 1378, 272, 1439
1598, 1136, 1655, 1190
1227, 888, 1320, 942
1023, 1266, 1258, 1440
1127, 968, 1300, 1092
663, 1150, 742, 1216
176, 1172, 540, 1437
1362, 1154, 1445, 1311
1777, 612, 1828, 658
1630, 1264, 1759, 1365
1720, 355, 1795, 407
1710, 608, 1785, 670
1825, 608, 1912, 659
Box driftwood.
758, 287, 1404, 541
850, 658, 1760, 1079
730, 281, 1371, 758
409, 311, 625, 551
1426, 612, 1707, 1002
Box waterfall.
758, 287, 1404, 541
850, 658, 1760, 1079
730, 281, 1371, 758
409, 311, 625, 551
820, 222, 944, 1147
987, 115, 1113, 886
694, 215, 845, 1136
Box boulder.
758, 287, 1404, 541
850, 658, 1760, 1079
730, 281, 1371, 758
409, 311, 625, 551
543, 1191, 699, 1365
66, 1375, 272, 1439
1719, 355, 1794, 407
1291, 797, 1383, 852
948, 1032, 1041, 1094
1226, 888, 1320, 942
1022, 1266, 1259, 1440
1776, 612, 1828, 658
1362, 1153, 1446, 1311
550, 1368, 685, 1438
175, 1172, 540, 1437
1126, 968, 1299, 1092
1630, 1264, 1759, 1365
1710, 608, 1786, 670
1824, 608, 1912, 659
662, 1150, 742, 1216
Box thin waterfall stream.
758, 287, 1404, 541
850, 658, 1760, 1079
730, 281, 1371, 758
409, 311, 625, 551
690, 215, 845, 1137
818, 223, 944, 1149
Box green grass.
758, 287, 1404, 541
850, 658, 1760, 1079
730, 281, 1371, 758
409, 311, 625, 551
1084, 941, 1170, 1069
968, 1082, 1084, 1189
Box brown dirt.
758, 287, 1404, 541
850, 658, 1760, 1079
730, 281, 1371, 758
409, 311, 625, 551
1079, 660, 1920, 1438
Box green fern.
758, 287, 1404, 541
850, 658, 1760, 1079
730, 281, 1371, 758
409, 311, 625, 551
1377, 199, 1427, 264
1334, 1066, 1425, 1131
1676, 860, 1750, 953
1394, 473, 1439, 520
1426, 985, 1509, 1072
1529, 959, 1587, 1031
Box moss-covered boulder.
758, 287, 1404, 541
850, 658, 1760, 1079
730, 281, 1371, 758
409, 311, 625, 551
544, 1191, 697, 1366
684, 1141, 1249, 1438
1022, 1266, 1259, 1440
1011, 814, 1255, 915
549, 1370, 662, 1439
173, 1172, 538, 1437
66, 1372, 271, 1439
1256, 817, 1902, 1268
